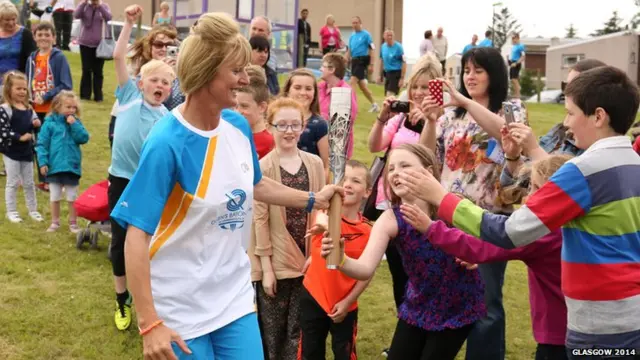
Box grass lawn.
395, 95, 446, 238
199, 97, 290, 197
0, 52, 572, 360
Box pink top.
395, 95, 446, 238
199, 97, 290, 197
319, 25, 342, 49
426, 220, 567, 346
375, 114, 421, 208
318, 79, 358, 159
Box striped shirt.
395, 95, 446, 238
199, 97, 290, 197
438, 136, 640, 349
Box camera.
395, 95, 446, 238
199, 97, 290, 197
390, 100, 410, 113
167, 46, 179, 58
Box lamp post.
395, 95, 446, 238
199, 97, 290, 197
492, 2, 503, 48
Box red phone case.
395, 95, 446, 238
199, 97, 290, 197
429, 80, 444, 106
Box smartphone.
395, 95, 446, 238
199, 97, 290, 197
167, 46, 179, 59
428, 79, 444, 106
503, 101, 516, 124
390, 100, 410, 113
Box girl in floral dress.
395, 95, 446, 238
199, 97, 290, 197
419, 46, 527, 360
319, 143, 485, 360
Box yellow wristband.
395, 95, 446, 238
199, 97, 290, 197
339, 255, 346, 268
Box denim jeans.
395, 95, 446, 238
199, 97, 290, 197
465, 261, 508, 360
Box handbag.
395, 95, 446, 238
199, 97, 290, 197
96, 21, 115, 60
361, 114, 406, 221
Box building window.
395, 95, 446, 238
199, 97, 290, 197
562, 54, 585, 68
456, 66, 461, 75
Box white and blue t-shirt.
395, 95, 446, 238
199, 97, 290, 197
380, 41, 404, 72
109, 79, 168, 180
111, 107, 262, 340
510, 43, 526, 62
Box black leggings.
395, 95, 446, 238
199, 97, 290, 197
388, 319, 473, 360
536, 344, 567, 360
79, 45, 105, 101
108, 174, 129, 277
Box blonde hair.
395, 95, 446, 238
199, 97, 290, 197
266, 97, 305, 125
325, 14, 334, 25
160, 2, 170, 10
1, 71, 31, 108
50, 90, 81, 117
0, 2, 19, 21
281, 68, 320, 115
129, 26, 178, 75
407, 52, 442, 101
140, 59, 176, 80
178, 12, 251, 95
237, 65, 270, 104
499, 154, 573, 205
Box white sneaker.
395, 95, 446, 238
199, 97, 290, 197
7, 211, 23, 223
369, 103, 380, 113
29, 211, 44, 222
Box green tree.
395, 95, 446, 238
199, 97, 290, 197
519, 69, 544, 98
486, 7, 523, 50
565, 24, 577, 38
591, 11, 624, 36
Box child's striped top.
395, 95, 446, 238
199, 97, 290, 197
438, 136, 640, 349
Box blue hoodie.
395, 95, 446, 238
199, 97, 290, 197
26, 48, 73, 104
35, 113, 89, 178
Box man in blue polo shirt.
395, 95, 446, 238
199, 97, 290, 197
478, 30, 493, 47
462, 34, 478, 54
508, 33, 526, 99
379, 29, 405, 96
346, 16, 379, 112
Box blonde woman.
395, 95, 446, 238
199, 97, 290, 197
152, 2, 173, 26
249, 97, 325, 360
110, 10, 341, 360
319, 14, 342, 54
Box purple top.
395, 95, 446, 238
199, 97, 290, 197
73, 2, 112, 48
392, 207, 486, 331
426, 220, 567, 345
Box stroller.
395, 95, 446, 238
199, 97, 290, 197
73, 180, 110, 251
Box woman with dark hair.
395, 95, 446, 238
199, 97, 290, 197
250, 35, 279, 96
419, 46, 527, 360
419, 30, 434, 57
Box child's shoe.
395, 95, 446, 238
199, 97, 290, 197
69, 222, 80, 234
47, 222, 60, 232
7, 211, 22, 223
29, 211, 44, 222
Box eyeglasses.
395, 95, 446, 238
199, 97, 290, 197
152, 41, 174, 49
272, 123, 303, 132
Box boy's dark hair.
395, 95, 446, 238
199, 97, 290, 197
571, 58, 606, 73
346, 159, 372, 189
34, 21, 55, 36
564, 66, 640, 135
485, 30, 492, 37
249, 35, 270, 52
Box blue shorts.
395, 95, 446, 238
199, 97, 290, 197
171, 312, 264, 359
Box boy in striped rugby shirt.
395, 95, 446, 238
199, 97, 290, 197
398, 66, 640, 357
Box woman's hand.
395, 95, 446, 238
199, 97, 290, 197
262, 271, 277, 297
19, 133, 32, 142
507, 123, 538, 156
441, 79, 470, 109
142, 323, 191, 360
124, 5, 142, 24
399, 168, 447, 206
306, 212, 328, 239
420, 95, 443, 123
500, 126, 522, 159
32, 119, 41, 128
378, 96, 397, 123
319, 231, 345, 259
407, 102, 426, 126
314, 185, 344, 210
455, 258, 479, 270
163, 57, 177, 68
399, 203, 432, 233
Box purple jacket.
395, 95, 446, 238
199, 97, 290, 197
73, 2, 112, 48
426, 220, 567, 346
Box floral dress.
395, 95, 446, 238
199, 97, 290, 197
435, 101, 527, 212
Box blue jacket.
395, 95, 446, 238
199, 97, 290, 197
36, 113, 89, 177
26, 48, 73, 103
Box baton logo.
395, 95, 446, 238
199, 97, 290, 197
226, 189, 246, 212
210, 189, 248, 232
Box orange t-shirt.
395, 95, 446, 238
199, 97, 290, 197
303, 214, 373, 314
32, 52, 54, 114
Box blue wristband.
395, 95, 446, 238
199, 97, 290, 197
305, 192, 315, 213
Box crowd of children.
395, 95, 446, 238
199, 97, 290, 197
2, 5, 640, 360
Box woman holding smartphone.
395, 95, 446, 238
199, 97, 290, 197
366, 52, 442, 356
419, 46, 527, 360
